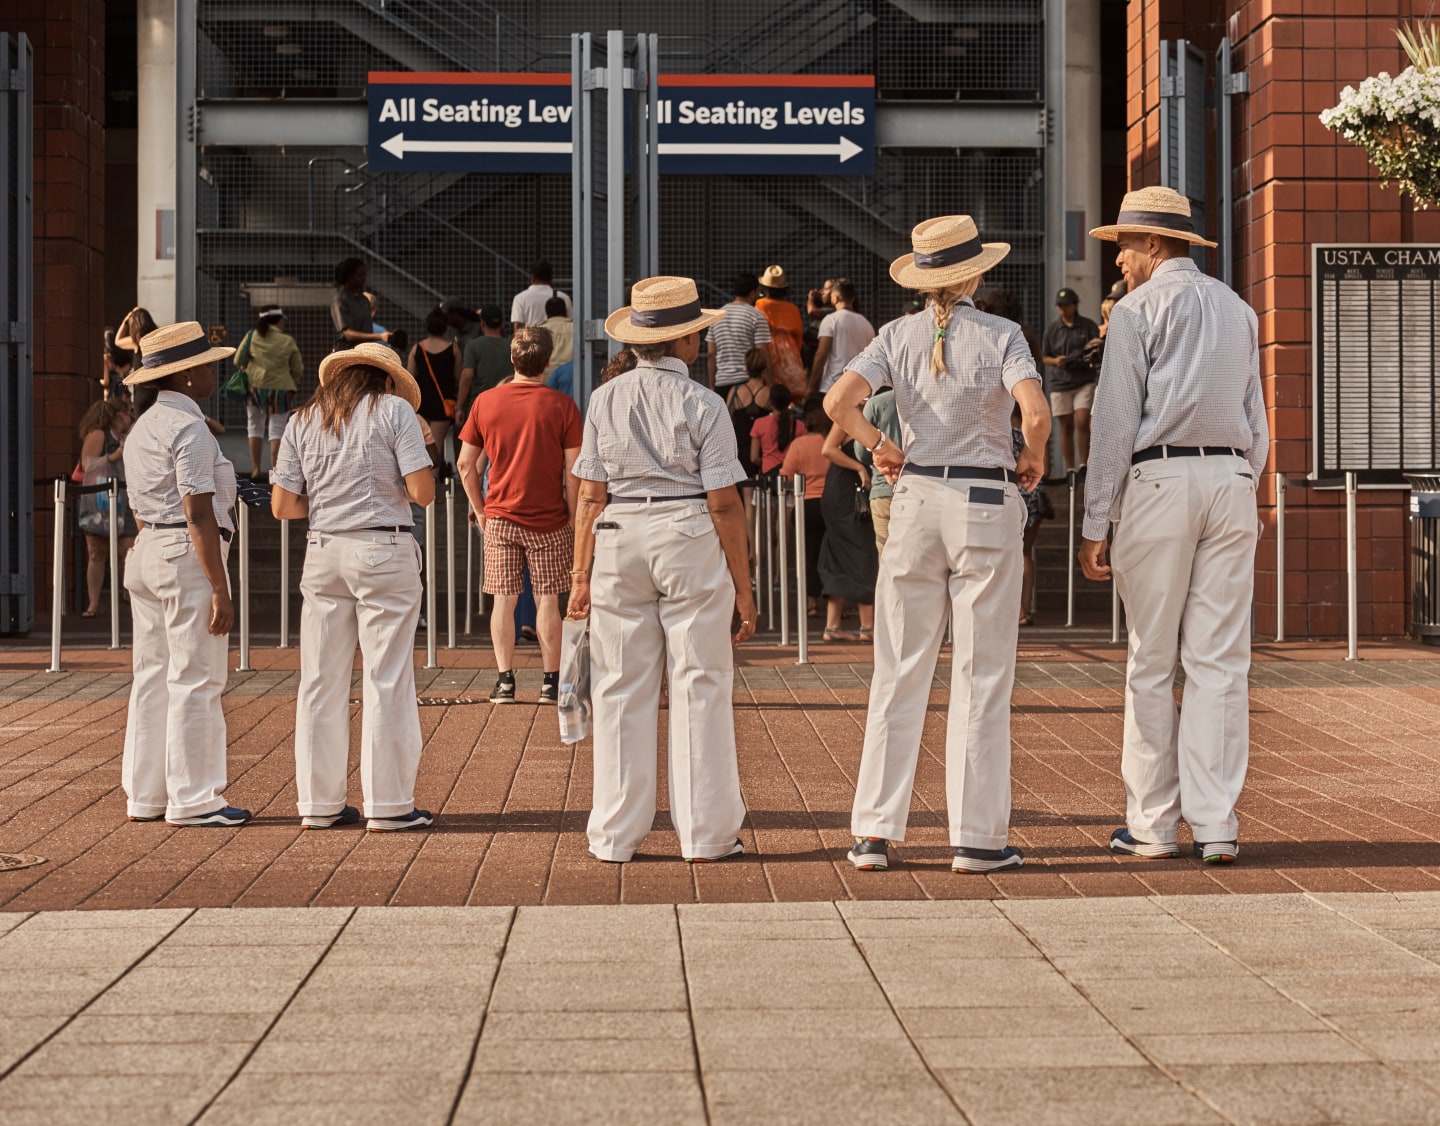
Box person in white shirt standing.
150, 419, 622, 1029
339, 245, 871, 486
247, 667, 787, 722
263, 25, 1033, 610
511, 260, 572, 328
705, 273, 771, 392
271, 343, 438, 832
120, 322, 248, 828
808, 278, 875, 395
1079, 186, 1269, 866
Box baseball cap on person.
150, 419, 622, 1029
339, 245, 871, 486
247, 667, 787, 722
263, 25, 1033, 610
479, 304, 504, 327
1055, 288, 1080, 307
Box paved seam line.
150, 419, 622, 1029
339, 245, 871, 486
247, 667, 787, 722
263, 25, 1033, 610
834, 904, 977, 1126
999, 905, 1241, 1126
444, 905, 516, 1126
0, 908, 196, 1083
185, 907, 357, 1125
674, 905, 713, 1126
460, 707, 529, 906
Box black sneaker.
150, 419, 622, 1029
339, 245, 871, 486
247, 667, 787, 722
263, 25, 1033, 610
169, 806, 252, 828
952, 845, 1025, 873
847, 837, 890, 871
1193, 840, 1239, 864
1109, 827, 1180, 859
302, 805, 361, 830
367, 809, 434, 833
490, 672, 516, 704
538, 672, 559, 705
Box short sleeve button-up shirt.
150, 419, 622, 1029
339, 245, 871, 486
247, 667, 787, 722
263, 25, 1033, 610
123, 390, 237, 532
847, 300, 1040, 469
273, 394, 433, 532
572, 356, 747, 497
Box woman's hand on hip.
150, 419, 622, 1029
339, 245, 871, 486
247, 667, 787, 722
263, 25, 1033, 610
1016, 447, 1045, 492
872, 442, 906, 485
733, 587, 758, 645
209, 589, 235, 635
567, 576, 590, 619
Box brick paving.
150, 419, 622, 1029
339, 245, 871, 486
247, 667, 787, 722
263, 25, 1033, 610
4, 895, 1440, 1124
3, 642, 1440, 911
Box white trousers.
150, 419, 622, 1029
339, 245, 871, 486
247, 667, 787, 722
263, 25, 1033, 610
852, 474, 1024, 849
245, 401, 288, 441
122, 528, 232, 819
1111, 453, 1259, 844
587, 500, 745, 861
294, 530, 424, 818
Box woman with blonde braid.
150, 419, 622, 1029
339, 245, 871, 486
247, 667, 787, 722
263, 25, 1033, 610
823, 215, 1051, 874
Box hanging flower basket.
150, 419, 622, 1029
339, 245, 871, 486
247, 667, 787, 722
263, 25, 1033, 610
1321, 23, 1440, 208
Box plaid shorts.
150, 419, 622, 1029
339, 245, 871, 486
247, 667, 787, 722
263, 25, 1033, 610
482, 517, 575, 596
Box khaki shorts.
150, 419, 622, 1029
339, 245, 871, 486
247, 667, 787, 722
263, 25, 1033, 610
482, 517, 574, 596
1049, 383, 1096, 417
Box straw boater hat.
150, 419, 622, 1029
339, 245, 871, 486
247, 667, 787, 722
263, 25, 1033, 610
1089, 185, 1218, 248
889, 215, 1010, 290
317, 342, 423, 411
605, 277, 726, 345
759, 265, 788, 290
123, 321, 235, 386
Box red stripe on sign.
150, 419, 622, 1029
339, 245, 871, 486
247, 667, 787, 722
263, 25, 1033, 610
657, 74, 875, 88
368, 72, 572, 86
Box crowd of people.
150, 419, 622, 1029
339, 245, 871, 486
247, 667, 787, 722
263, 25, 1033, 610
88, 185, 1265, 876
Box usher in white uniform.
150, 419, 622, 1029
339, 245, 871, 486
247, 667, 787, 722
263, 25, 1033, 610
121, 390, 237, 820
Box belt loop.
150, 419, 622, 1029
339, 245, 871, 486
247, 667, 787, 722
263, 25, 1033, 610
1198, 447, 1205, 457
1161, 446, 1169, 460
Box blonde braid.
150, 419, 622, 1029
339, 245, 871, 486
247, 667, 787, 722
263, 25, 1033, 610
927, 280, 983, 378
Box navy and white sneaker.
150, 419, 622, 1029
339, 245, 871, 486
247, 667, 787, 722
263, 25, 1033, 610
367, 809, 434, 833
847, 838, 890, 871
1108, 827, 1180, 859
1194, 840, 1239, 864
127, 813, 164, 823
169, 806, 252, 828
490, 672, 516, 704
952, 845, 1025, 873
538, 672, 559, 705
685, 838, 744, 864
302, 805, 361, 830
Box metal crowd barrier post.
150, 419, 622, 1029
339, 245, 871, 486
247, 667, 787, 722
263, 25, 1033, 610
777, 476, 790, 646
793, 473, 808, 666
1275, 474, 1286, 643
107, 478, 120, 650
47, 478, 66, 673
763, 487, 774, 626
464, 492, 474, 637
1111, 580, 1121, 644
424, 498, 438, 669
277, 519, 291, 649
1065, 469, 1077, 628
1345, 470, 1359, 661
751, 482, 762, 613
237, 503, 253, 672
445, 478, 457, 650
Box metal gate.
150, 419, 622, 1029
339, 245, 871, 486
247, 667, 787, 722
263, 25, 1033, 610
0, 33, 34, 635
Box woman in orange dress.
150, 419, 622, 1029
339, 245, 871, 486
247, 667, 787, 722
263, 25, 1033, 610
756, 265, 807, 396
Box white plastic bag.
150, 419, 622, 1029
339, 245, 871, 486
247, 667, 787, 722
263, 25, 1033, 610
557, 618, 592, 744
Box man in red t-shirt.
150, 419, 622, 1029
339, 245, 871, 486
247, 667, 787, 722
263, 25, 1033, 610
457, 327, 582, 705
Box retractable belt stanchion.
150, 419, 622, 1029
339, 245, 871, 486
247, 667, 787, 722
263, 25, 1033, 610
763, 486, 774, 626
107, 478, 121, 650
277, 519, 291, 649
1275, 474, 1287, 643
47, 478, 66, 673
751, 482, 762, 615
464, 492, 474, 637
1065, 469, 1077, 628
424, 499, 438, 669
236, 503, 253, 672
777, 475, 790, 646
445, 478, 457, 650
793, 473, 808, 666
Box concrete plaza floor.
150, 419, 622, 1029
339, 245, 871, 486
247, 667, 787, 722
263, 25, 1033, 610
4, 639, 1440, 1122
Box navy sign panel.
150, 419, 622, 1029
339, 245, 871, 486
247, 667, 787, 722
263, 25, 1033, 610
368, 72, 573, 174
656, 75, 875, 176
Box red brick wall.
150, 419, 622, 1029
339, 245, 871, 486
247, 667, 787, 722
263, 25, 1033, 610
12, 0, 106, 613
1127, 0, 1440, 637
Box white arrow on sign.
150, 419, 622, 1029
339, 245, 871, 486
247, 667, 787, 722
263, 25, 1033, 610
658, 136, 864, 163
380, 133, 572, 160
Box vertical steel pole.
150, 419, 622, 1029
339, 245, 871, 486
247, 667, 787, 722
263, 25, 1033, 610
277, 519, 291, 648
425, 500, 438, 668
107, 479, 121, 649
1346, 471, 1359, 661
1043, 0, 1067, 318
1066, 470, 1077, 628
751, 486, 762, 616
794, 474, 808, 665
445, 478, 457, 649
464, 494, 474, 637
1218, 37, 1233, 286
763, 487, 774, 626
777, 476, 790, 645
237, 503, 252, 672
47, 478, 65, 672
606, 29, 625, 360
1111, 579, 1120, 644
645, 33, 659, 276
571, 33, 586, 412
174, 0, 197, 320
1275, 473, 1286, 643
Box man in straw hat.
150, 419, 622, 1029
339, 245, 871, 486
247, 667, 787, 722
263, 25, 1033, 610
120, 321, 250, 827
1079, 185, 1268, 865
271, 342, 437, 832
568, 276, 757, 863
823, 215, 1051, 874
